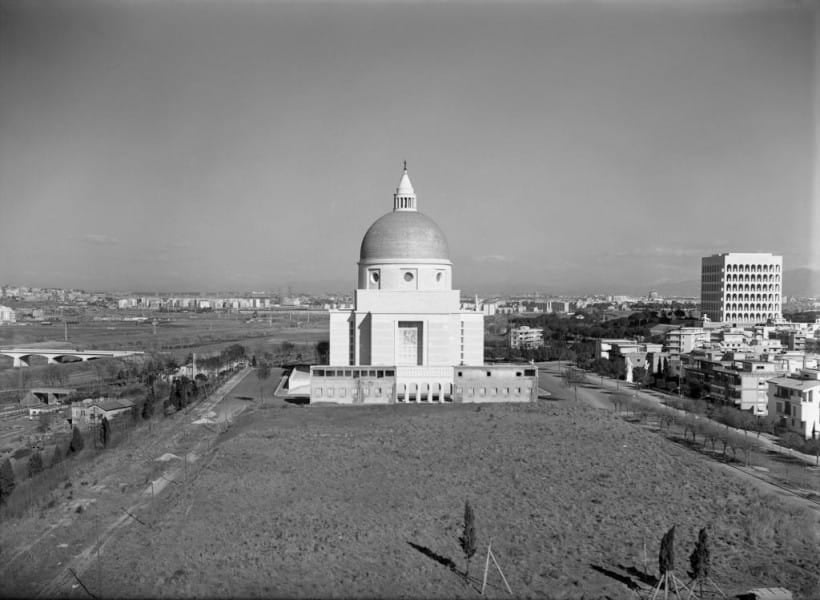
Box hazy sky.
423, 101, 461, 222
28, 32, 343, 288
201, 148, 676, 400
1, 0, 817, 296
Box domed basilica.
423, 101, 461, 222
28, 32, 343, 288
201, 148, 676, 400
308, 166, 537, 404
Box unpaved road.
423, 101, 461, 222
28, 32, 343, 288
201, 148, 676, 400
0, 367, 255, 599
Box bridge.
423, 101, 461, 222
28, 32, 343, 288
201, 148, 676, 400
0, 348, 144, 367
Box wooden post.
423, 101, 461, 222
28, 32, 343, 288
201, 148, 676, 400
489, 546, 513, 595
481, 541, 492, 595
96, 510, 102, 597
643, 538, 647, 576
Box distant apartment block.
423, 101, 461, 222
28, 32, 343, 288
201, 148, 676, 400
664, 327, 709, 356
549, 300, 572, 313
0, 305, 16, 323
701, 252, 782, 324
768, 369, 820, 439
508, 326, 544, 349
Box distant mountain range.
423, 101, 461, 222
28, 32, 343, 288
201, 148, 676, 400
651, 268, 820, 299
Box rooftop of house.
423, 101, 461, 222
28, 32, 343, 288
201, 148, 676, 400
768, 376, 820, 391
73, 398, 135, 411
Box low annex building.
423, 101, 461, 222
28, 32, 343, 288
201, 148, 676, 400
21, 387, 76, 418
309, 165, 537, 404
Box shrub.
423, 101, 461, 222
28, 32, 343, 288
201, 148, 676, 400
28, 451, 44, 478
69, 426, 84, 453
50, 444, 65, 468
37, 412, 53, 433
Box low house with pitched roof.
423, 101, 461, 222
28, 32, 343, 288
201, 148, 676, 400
70, 397, 135, 430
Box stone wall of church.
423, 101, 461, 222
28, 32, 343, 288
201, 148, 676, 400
329, 311, 353, 365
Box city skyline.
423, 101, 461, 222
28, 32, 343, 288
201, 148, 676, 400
1, 1, 818, 295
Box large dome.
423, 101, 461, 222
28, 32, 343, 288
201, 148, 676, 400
359, 210, 450, 261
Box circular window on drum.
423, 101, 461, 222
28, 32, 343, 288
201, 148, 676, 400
436, 272, 443, 282
370, 271, 380, 284
404, 272, 414, 282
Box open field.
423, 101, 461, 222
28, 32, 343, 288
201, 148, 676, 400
0, 313, 328, 404
538, 364, 820, 501
0, 311, 329, 365
16, 398, 813, 599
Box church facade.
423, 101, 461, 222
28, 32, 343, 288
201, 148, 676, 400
309, 166, 537, 404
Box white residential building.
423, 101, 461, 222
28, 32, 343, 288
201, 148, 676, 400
509, 326, 544, 349
0, 305, 16, 323
664, 327, 710, 356
767, 369, 820, 439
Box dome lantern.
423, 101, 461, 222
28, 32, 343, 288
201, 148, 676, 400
393, 161, 417, 211
359, 164, 450, 263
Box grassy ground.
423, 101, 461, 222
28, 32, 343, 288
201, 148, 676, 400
35, 399, 819, 599
0, 368, 278, 599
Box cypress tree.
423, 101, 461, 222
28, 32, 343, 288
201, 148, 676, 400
658, 525, 675, 576
459, 500, 477, 577
70, 426, 85, 453
142, 396, 154, 420
0, 458, 16, 504
100, 416, 110, 448
688, 527, 710, 595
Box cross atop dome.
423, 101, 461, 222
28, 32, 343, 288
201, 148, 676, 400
394, 162, 417, 211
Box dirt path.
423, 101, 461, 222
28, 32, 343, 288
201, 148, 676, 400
27, 367, 253, 600
538, 363, 612, 410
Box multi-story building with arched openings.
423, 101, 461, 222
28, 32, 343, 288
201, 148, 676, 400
701, 252, 783, 324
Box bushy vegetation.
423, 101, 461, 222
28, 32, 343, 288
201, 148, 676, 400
0, 457, 16, 505
491, 308, 695, 364
69, 426, 84, 453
